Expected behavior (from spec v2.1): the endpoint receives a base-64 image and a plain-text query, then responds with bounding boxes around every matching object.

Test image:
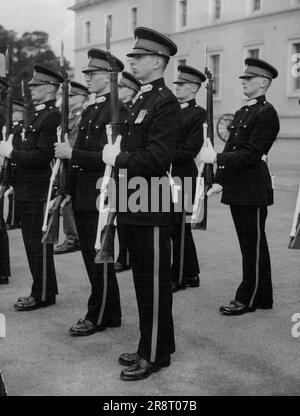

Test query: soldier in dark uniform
[103,27,181,380]
[171,65,207,292]
[200,58,280,315]
[54,81,89,254]
[0,78,10,285]
[118,71,141,110]
[114,71,141,273]
[5,100,24,230]
[55,49,126,335]
[0,65,63,310]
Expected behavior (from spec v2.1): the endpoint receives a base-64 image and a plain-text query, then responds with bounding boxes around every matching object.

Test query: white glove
[199,138,217,164]
[102,135,122,166]
[207,183,223,197]
[4,186,14,198]
[0,134,13,158]
[54,134,73,160]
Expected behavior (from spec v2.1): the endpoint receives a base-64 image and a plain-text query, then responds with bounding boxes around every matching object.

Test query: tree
[0,25,71,101]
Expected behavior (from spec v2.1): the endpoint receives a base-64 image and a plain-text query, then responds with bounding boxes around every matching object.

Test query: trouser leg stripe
[97,263,108,326]
[150,227,159,363]
[11,197,15,227]
[249,207,261,307]
[178,211,186,285]
[42,243,47,302]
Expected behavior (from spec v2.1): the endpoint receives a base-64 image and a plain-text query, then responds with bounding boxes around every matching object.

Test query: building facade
[69,0,300,138]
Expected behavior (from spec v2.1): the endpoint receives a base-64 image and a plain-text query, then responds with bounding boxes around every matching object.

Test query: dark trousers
[17,201,57,301]
[0,217,10,277]
[171,212,200,285]
[230,205,273,308]
[62,202,78,242]
[116,225,130,266]
[124,225,175,364]
[6,193,20,228]
[74,211,121,325]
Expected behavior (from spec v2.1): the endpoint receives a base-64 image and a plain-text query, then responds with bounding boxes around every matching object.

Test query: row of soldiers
[0,26,279,381]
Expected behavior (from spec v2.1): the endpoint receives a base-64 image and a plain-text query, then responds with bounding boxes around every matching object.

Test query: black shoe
[186,275,200,288]
[119,352,140,366]
[114,262,131,273]
[120,357,170,381]
[0,276,9,285]
[54,240,80,255]
[14,295,56,311]
[219,300,256,316]
[119,352,170,367]
[172,282,186,293]
[69,318,121,336]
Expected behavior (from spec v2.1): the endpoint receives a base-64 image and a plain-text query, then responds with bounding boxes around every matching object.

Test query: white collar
[35,103,46,111]
[180,102,189,109]
[247,99,258,107]
[140,84,153,93]
[95,96,107,103]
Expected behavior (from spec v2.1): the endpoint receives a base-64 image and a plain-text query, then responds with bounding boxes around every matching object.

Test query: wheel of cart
[216,113,234,143]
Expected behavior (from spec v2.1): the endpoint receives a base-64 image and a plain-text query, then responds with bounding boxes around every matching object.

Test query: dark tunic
[214,95,280,309]
[10,100,60,301]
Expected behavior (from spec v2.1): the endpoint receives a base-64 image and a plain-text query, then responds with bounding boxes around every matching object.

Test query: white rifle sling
[95,124,113,251]
[42,126,62,232]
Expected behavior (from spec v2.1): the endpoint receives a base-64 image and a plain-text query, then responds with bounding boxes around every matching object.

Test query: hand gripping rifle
[0,47,13,229]
[191,45,214,230]
[94,19,119,264]
[42,42,68,243]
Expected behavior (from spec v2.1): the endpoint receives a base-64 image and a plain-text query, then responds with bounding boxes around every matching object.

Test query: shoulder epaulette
[156,87,170,98]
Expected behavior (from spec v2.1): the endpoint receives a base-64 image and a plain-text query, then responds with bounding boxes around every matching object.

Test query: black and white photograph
[0,0,300,400]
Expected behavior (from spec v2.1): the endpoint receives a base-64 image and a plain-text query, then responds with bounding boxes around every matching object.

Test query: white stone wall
[70,0,300,137]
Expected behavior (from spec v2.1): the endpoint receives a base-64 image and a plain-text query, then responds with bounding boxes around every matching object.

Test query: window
[210,54,221,97]
[253,0,261,12]
[107,14,113,37]
[85,21,91,44]
[215,0,222,20]
[180,0,187,27]
[177,59,187,67]
[292,42,300,92]
[131,7,138,31]
[247,48,260,58]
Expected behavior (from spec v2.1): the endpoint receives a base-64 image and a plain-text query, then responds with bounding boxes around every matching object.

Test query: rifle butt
[191,194,207,230]
[41,199,62,244]
[289,221,300,249]
[94,213,116,264]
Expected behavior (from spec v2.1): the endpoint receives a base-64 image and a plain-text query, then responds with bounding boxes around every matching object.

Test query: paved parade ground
[0,138,300,396]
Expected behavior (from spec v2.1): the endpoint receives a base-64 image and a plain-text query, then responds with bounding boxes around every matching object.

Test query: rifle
[41,42,68,244]
[288,183,300,249]
[0,47,13,229]
[191,45,214,230]
[21,80,30,137]
[94,19,119,264]
[191,123,208,228]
